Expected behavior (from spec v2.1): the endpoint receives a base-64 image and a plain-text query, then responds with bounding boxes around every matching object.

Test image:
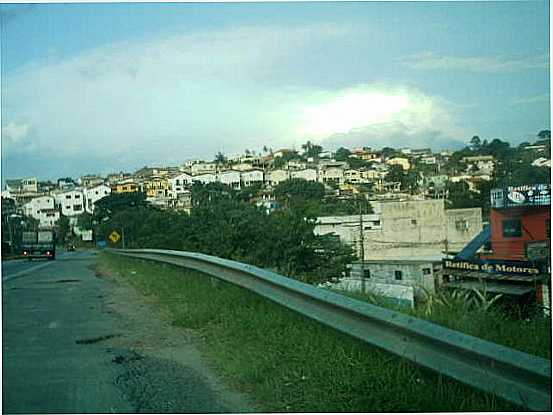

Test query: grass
[97,253,525,412]
[333,288,551,359]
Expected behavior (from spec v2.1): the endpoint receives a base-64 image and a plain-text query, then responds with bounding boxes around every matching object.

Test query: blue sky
[1,1,550,180]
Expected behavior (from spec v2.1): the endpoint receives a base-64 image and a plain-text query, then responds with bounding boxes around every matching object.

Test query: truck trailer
[21,230,56,260]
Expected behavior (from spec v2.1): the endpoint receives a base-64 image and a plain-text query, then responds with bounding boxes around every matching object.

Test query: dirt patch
[96,260,255,413]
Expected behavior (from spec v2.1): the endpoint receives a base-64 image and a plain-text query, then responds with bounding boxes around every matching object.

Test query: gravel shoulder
[92,261,256,413]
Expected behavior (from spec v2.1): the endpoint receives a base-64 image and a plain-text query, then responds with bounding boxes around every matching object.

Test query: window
[455,219,469,232]
[363,269,371,279]
[502,219,522,238]
[395,270,403,280]
[422,268,431,275]
[66,205,71,210]
[374,220,381,227]
[73,204,82,211]
[411,219,417,226]
[65,195,71,199]
[75,194,80,198]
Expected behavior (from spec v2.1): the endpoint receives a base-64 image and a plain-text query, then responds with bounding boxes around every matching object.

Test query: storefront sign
[491,184,550,208]
[443,259,542,276]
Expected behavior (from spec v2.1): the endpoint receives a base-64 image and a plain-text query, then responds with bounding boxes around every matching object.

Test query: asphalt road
[2,250,134,413]
[2,250,251,413]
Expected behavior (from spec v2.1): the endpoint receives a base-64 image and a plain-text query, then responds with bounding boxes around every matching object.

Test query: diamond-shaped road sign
[108,230,121,243]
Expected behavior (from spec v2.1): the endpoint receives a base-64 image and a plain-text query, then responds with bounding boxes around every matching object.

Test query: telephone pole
[359,199,365,294]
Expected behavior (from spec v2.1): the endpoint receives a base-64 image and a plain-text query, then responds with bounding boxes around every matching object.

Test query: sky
[1,1,550,181]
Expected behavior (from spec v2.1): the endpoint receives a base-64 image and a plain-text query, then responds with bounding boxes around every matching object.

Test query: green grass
[333,288,551,359]
[97,253,524,412]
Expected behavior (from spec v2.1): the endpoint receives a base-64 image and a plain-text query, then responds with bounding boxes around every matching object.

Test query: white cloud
[401,52,549,72]
[511,93,550,105]
[1,121,30,145]
[3,24,464,175]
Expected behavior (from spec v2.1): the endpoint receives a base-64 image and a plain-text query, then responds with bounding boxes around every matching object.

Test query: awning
[444,280,536,296]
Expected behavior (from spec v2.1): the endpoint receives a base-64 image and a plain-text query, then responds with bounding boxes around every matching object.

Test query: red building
[481,184,550,263]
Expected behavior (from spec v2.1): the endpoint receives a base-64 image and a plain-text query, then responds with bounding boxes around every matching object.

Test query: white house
[192,173,218,185]
[84,184,111,214]
[266,169,290,186]
[320,167,344,184]
[291,168,318,182]
[23,196,59,228]
[219,170,241,189]
[53,189,86,217]
[241,169,264,187]
[343,169,364,184]
[170,172,194,193]
[191,162,218,175]
[386,157,411,171]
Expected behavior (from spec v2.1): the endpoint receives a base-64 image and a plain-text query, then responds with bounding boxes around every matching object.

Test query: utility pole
[359,199,365,294]
[121,226,125,249]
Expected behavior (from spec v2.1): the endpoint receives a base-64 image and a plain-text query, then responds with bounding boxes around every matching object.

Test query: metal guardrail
[108,248,551,411]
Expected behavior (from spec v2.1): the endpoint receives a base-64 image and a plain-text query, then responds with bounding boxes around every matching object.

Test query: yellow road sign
[109,230,121,243]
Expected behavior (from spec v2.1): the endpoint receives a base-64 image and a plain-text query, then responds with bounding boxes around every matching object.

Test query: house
[219,170,241,189]
[192,172,218,185]
[272,149,295,158]
[23,196,59,228]
[343,169,364,184]
[191,162,218,175]
[79,175,104,188]
[290,168,318,182]
[5,177,38,193]
[420,156,437,165]
[266,169,290,187]
[333,259,443,306]
[287,160,307,170]
[315,199,483,261]
[169,172,194,194]
[386,157,411,171]
[240,169,264,187]
[112,179,140,194]
[53,189,85,217]
[461,155,494,175]
[84,184,111,214]
[320,167,344,185]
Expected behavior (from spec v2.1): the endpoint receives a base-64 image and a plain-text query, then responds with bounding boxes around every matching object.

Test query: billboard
[491,184,550,209]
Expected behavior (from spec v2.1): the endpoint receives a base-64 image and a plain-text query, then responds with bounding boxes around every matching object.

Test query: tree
[77,212,94,230]
[57,215,71,243]
[385,165,404,184]
[537,130,551,139]
[274,179,325,204]
[301,141,323,159]
[470,135,481,151]
[214,151,227,166]
[335,147,351,161]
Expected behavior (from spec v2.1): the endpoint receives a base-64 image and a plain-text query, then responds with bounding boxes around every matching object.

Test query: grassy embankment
[97,253,534,412]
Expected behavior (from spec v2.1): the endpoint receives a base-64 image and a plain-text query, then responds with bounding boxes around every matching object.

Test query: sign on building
[491,184,550,209]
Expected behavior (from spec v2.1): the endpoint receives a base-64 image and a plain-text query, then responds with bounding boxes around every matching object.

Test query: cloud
[1,121,30,146]
[511,93,550,105]
[297,84,467,150]
[401,51,549,72]
[2,24,463,178]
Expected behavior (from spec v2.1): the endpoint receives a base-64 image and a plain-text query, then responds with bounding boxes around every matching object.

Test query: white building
[532,157,551,168]
[386,157,411,171]
[219,170,241,189]
[462,155,494,175]
[170,172,194,193]
[266,169,290,187]
[291,168,318,182]
[240,169,264,187]
[344,169,364,184]
[23,196,59,228]
[191,162,218,175]
[84,184,111,214]
[192,173,218,185]
[320,167,344,185]
[54,189,86,217]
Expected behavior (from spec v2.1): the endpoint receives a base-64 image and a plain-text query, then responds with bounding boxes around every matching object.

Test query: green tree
[77,212,94,230]
[385,165,404,183]
[57,215,71,243]
[470,135,481,151]
[537,130,551,139]
[335,147,351,161]
[301,141,323,159]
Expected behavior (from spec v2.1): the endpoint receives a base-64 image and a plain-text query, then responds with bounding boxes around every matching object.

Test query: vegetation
[97,253,521,412]
[95,184,356,284]
[335,287,551,359]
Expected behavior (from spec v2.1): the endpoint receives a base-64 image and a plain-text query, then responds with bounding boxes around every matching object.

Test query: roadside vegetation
[97,253,522,412]
[94,181,358,285]
[332,288,551,359]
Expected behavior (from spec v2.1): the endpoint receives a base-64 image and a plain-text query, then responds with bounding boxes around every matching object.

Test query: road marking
[2,261,55,282]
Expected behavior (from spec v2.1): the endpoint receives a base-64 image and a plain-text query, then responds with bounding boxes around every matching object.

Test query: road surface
[2,250,252,413]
